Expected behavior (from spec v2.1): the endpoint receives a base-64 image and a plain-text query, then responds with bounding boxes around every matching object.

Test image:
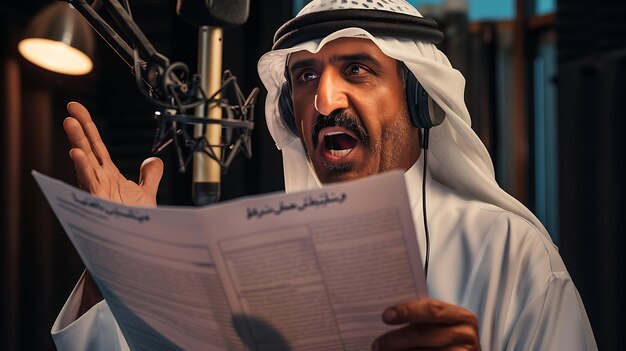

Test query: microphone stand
[66,0,258,205]
[193,26,222,205]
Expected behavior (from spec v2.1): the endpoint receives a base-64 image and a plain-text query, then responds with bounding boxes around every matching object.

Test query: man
[52,0,597,350]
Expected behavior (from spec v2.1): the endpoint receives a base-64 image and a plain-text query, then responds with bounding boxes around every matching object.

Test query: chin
[315,162,376,184]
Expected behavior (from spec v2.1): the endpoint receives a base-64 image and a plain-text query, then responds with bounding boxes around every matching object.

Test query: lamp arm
[67,0,137,69]
[99,0,169,68]
[66,0,186,104]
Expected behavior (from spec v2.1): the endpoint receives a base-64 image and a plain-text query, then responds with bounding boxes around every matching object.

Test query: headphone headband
[272,9,444,50]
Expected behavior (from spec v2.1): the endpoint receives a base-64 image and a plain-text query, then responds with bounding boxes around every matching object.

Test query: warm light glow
[18,38,93,75]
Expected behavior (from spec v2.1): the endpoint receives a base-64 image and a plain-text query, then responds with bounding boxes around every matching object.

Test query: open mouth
[311,111,368,163]
[324,131,358,157]
[316,127,359,159]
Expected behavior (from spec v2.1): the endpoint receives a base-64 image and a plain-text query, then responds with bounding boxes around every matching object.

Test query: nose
[314,69,349,116]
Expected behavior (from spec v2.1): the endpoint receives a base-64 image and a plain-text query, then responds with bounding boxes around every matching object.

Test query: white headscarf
[257,0,550,238]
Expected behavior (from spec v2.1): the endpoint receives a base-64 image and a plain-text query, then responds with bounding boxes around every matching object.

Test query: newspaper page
[33,170,427,351]
[33,171,246,350]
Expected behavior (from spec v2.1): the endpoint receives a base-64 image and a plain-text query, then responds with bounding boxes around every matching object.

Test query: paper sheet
[34,170,427,350]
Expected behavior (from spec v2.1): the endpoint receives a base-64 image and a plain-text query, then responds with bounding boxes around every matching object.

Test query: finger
[383,299,478,328]
[67,102,112,165]
[64,117,102,169]
[139,157,164,195]
[69,148,99,193]
[373,323,480,350]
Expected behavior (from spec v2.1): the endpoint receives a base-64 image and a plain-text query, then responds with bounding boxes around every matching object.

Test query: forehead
[287,37,393,67]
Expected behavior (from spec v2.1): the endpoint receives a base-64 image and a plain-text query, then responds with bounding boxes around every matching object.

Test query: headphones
[278,70,446,136]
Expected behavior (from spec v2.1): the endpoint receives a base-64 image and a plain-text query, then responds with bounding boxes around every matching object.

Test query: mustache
[311,110,369,149]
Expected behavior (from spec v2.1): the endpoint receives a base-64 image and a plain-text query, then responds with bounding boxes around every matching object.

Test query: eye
[345,64,369,76]
[297,71,318,83]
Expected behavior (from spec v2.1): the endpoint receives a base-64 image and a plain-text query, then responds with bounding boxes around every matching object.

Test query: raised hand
[63,102,163,207]
[373,299,481,350]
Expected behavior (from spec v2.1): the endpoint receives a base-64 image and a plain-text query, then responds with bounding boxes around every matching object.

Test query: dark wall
[557,0,626,348]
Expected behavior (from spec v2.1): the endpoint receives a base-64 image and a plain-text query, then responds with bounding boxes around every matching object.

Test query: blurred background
[0,0,624,349]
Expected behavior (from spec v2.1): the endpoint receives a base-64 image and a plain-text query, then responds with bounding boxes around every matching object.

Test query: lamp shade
[18,2,95,75]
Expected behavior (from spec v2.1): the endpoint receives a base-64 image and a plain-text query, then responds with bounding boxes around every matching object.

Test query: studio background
[1,0,623,349]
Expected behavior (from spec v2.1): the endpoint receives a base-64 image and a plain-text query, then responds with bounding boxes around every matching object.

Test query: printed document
[33,170,427,351]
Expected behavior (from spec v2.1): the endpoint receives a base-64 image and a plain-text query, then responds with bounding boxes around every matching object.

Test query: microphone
[177,0,250,206]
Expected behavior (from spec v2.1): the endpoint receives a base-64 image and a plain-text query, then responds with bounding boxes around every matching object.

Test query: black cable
[422,128,431,280]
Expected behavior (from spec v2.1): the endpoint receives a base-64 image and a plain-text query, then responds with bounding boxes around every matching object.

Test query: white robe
[51,160,597,350]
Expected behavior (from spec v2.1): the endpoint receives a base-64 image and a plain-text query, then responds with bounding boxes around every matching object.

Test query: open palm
[63,102,163,207]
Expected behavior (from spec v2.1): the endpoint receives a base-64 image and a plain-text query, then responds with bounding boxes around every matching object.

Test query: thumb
[139,157,164,194]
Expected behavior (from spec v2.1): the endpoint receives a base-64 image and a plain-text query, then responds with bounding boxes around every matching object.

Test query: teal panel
[533,42,559,241]
[535,0,556,15]
[293,0,308,15]
[468,0,515,21]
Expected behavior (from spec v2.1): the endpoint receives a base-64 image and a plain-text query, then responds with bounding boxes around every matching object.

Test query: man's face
[288,38,421,184]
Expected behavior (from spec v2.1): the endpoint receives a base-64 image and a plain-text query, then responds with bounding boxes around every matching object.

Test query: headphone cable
[422,128,431,280]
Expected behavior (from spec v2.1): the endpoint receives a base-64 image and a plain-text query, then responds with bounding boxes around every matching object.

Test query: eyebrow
[288,52,381,74]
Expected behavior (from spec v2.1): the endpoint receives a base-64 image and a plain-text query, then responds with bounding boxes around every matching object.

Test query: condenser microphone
[177,0,250,205]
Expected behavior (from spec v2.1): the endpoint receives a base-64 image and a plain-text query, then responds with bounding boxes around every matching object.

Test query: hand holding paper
[373,299,480,350]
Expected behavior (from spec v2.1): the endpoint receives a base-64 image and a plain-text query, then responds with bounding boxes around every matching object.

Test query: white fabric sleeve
[506,271,597,351]
[462,211,597,350]
[51,272,129,351]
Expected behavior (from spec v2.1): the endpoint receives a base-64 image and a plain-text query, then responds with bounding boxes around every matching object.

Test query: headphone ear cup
[279,82,298,136]
[405,71,446,129]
